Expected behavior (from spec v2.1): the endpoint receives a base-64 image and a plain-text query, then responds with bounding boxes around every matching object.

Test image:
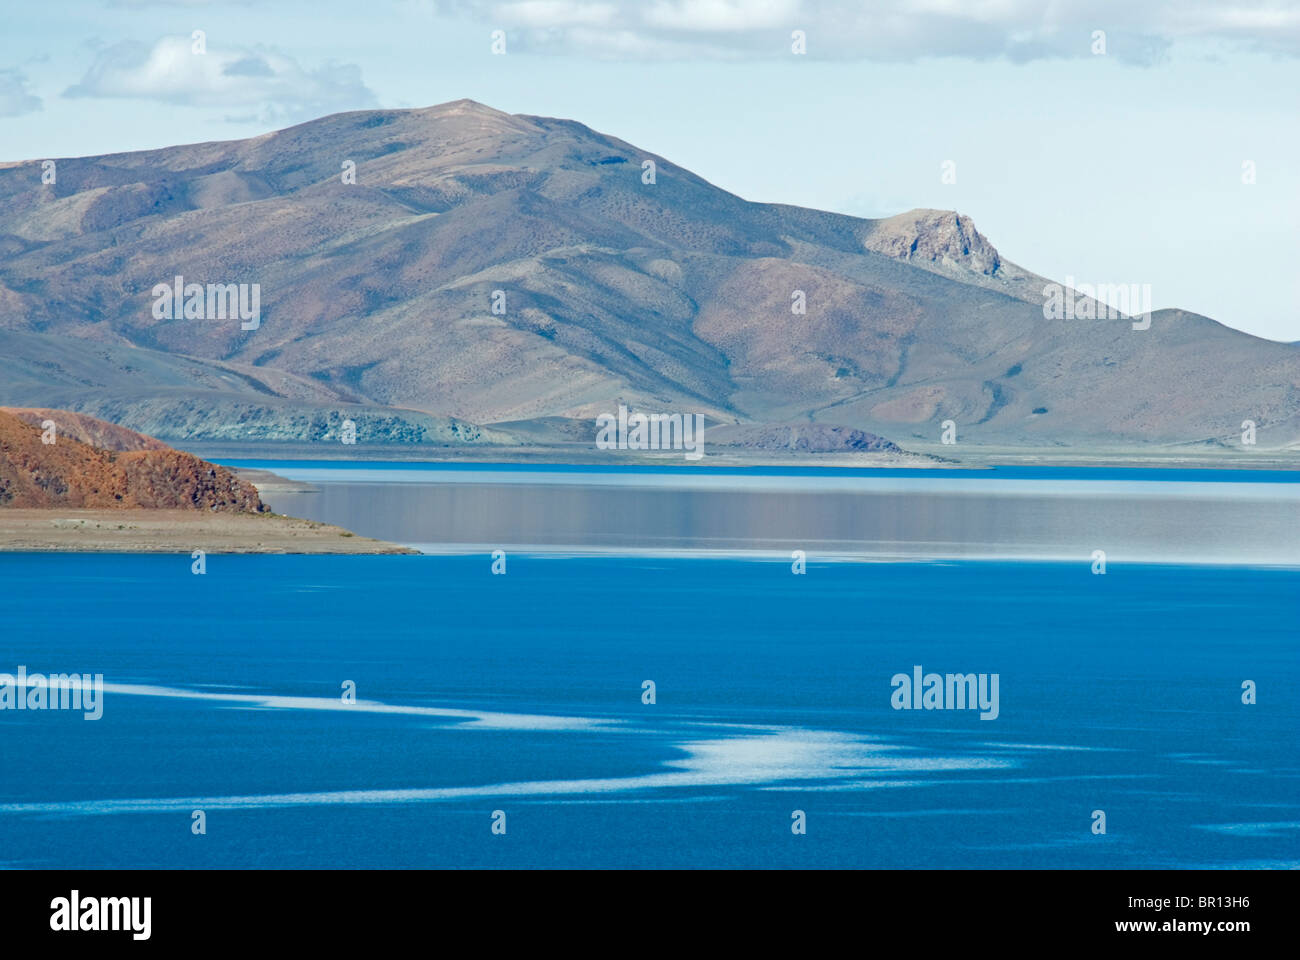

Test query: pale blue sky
[2,1,1297,340]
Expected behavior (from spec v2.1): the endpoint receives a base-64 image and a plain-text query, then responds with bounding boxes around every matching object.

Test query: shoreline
[0,509,417,554]
[391,542,1300,568]
[185,442,1299,471]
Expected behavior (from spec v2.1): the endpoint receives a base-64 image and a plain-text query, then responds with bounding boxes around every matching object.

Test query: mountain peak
[418,98,512,118]
[862,208,1002,277]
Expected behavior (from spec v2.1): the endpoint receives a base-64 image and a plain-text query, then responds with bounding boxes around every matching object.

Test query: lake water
[242,460,1300,565]
[1,464,1296,868]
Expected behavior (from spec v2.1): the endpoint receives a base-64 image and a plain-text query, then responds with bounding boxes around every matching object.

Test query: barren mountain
[1,99,1296,452]
[0,409,263,510]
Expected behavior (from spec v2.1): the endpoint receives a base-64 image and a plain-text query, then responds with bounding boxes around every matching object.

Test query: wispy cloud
[0,68,42,117]
[63,35,377,123]
[435,0,1300,63]
[107,0,258,6]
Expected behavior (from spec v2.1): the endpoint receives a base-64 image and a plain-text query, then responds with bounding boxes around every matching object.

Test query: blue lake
[1,552,1296,868]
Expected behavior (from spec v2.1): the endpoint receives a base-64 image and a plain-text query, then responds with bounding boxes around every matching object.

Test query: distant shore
[0,509,416,554]
[186,441,1299,472]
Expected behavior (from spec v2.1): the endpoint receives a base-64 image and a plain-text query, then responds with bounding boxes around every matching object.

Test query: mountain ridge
[1,99,1296,453]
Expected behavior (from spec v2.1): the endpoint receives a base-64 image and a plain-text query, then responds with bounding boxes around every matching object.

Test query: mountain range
[1,99,1296,455]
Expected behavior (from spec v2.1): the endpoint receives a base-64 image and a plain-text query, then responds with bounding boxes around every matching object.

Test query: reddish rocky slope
[0,409,263,511]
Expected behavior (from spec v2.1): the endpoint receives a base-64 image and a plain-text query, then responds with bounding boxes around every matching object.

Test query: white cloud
[107,1,258,6]
[639,0,802,32]
[64,36,377,123]
[0,69,42,117]
[498,1,620,27]
[435,0,1300,62]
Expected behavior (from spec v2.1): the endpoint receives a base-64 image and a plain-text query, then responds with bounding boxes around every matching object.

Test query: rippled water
[1,552,1295,868]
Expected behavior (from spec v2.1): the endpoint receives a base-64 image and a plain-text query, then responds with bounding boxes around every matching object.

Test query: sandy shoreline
[0,509,416,554]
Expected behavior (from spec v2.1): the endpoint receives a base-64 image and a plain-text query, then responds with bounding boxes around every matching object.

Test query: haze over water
[246,461,1300,565]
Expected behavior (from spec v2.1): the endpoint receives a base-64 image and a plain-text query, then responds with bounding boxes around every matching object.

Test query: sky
[2,0,1298,341]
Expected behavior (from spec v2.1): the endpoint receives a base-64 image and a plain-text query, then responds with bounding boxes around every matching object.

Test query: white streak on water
[0,687,1014,817]
[94,682,618,731]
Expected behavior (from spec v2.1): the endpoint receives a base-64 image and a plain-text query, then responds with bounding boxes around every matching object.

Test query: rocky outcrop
[713,423,902,454]
[860,208,1003,277]
[0,409,264,511]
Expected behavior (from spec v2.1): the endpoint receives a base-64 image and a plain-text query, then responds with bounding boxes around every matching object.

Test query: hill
[0,408,263,510]
[1,99,1296,453]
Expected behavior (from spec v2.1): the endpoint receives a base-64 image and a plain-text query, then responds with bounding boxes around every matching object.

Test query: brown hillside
[0,409,264,511]
[0,407,171,451]
[1,99,1296,451]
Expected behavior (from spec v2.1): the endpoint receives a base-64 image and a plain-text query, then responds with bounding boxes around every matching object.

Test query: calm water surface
[237,461,1300,564]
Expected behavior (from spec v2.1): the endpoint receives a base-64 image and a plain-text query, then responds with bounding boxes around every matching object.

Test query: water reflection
[257,466,1300,564]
